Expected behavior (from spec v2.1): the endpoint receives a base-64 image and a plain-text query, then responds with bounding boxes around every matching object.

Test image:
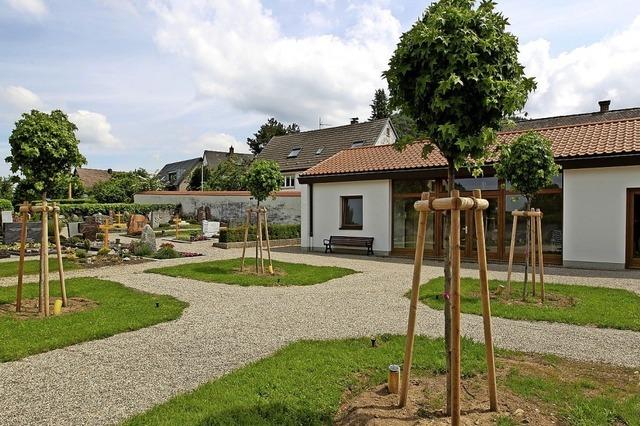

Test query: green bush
[130,241,153,257]
[0,199,12,211]
[58,203,176,217]
[97,247,110,256]
[153,243,181,259]
[76,249,87,258]
[219,224,300,243]
[51,198,97,205]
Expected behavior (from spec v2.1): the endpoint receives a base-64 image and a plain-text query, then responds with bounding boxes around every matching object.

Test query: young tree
[384,0,535,412]
[247,118,300,155]
[245,159,282,204]
[369,89,391,120]
[7,110,86,201]
[495,132,559,299]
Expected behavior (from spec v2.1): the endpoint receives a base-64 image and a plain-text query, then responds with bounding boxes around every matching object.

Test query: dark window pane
[454,177,499,191]
[392,180,436,194]
[532,193,562,255]
[472,197,499,254]
[342,196,363,227]
[392,198,434,251]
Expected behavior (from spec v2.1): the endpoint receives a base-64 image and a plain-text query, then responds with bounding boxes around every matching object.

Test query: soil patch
[232,266,287,277]
[485,289,576,308]
[76,255,149,269]
[0,297,98,319]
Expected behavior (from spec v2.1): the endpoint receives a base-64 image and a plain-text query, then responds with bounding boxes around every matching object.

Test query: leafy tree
[6,110,86,202]
[384,0,535,411]
[245,160,282,204]
[495,131,559,299]
[247,118,300,155]
[0,177,15,201]
[369,89,391,120]
[90,169,162,203]
[206,156,251,191]
[390,112,417,141]
[188,165,211,191]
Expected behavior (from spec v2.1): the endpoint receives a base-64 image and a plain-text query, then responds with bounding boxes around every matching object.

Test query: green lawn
[125,336,640,425]
[0,257,80,277]
[146,258,357,286]
[0,278,187,361]
[415,277,640,331]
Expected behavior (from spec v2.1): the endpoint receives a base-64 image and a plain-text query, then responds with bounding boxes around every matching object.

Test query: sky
[1,0,640,175]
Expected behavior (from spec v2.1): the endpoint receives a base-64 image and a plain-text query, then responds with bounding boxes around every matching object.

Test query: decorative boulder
[140,224,157,252]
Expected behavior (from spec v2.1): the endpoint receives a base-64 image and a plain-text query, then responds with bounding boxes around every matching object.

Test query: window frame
[340,195,363,230]
[287,147,301,158]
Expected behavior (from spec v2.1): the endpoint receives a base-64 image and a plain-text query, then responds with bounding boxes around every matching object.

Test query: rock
[514,408,525,417]
[123,257,130,261]
[140,225,157,252]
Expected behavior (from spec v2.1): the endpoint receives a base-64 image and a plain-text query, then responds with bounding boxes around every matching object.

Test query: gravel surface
[1,239,640,425]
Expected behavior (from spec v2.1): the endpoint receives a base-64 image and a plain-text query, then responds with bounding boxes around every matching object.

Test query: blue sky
[2,0,640,175]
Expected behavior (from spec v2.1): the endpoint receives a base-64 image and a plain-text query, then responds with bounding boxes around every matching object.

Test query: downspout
[309,183,314,251]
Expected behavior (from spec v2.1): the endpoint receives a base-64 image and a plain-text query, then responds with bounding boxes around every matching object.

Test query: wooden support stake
[52,205,67,307]
[450,189,461,426]
[530,210,536,297]
[536,210,545,302]
[41,197,50,316]
[257,208,264,274]
[16,202,29,312]
[262,209,274,274]
[399,192,430,408]
[506,214,518,294]
[240,210,250,272]
[473,190,498,411]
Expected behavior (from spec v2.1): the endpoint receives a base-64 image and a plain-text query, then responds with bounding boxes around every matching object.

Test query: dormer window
[315,147,324,155]
[288,148,301,158]
[351,141,364,148]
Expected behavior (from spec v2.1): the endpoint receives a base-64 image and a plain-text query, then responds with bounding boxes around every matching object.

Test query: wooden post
[450,189,461,426]
[16,202,29,312]
[262,208,274,274]
[68,181,72,200]
[536,210,545,302]
[530,210,536,297]
[399,192,430,407]
[52,205,67,307]
[41,197,50,316]
[174,216,180,239]
[506,213,518,294]
[240,209,250,272]
[257,207,264,274]
[473,190,498,411]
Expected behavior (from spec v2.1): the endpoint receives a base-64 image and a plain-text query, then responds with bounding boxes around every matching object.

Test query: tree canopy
[369,89,391,120]
[247,118,300,155]
[495,132,559,200]
[245,160,282,203]
[384,0,536,169]
[206,156,251,191]
[90,169,162,203]
[6,109,86,198]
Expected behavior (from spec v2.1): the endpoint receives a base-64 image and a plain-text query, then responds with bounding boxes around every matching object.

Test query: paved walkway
[1,241,640,425]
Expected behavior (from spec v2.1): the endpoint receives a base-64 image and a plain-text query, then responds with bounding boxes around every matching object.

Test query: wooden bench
[323,236,374,256]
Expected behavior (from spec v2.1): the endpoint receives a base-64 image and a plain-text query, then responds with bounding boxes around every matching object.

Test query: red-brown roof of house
[75,168,114,189]
[301,117,640,177]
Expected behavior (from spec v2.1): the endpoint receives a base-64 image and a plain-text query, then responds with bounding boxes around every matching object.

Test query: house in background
[257,117,397,190]
[157,157,202,191]
[298,101,640,270]
[203,146,253,170]
[73,167,115,197]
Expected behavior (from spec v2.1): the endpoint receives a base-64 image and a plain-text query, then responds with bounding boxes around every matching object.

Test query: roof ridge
[521,106,640,123]
[503,115,640,135]
[270,118,388,140]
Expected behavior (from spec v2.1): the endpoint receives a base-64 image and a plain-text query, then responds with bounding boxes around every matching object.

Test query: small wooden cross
[114,212,123,224]
[173,216,181,239]
[98,220,114,249]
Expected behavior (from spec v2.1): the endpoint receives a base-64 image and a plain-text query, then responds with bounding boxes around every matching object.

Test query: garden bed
[212,238,300,249]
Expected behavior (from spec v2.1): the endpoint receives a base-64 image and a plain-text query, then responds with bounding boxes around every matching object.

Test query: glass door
[626,189,640,268]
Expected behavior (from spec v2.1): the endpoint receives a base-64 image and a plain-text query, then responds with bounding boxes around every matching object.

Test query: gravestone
[1,210,13,224]
[205,206,213,221]
[67,222,82,237]
[202,220,220,238]
[140,224,157,252]
[149,211,160,229]
[196,207,205,223]
[79,222,98,241]
[128,214,147,235]
[3,222,42,244]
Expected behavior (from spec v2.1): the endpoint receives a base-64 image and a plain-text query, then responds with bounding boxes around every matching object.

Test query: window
[168,172,177,184]
[341,196,363,229]
[351,141,364,148]
[282,175,295,188]
[386,127,391,137]
[315,147,324,155]
[287,148,301,158]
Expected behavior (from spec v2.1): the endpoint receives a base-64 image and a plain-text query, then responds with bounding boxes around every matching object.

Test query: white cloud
[69,110,123,150]
[5,0,47,18]
[150,0,401,128]
[0,85,44,112]
[521,15,640,116]
[183,132,249,156]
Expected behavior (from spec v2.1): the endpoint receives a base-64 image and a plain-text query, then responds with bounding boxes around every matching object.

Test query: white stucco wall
[375,121,397,146]
[563,165,640,268]
[302,180,392,254]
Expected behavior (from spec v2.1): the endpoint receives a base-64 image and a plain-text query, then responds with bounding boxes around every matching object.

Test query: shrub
[129,241,153,257]
[153,243,181,259]
[76,249,87,258]
[97,247,110,256]
[219,224,300,243]
[51,198,97,205]
[0,199,12,211]
[58,203,177,217]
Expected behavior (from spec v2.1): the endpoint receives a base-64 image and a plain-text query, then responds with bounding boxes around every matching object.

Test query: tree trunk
[444,162,455,415]
[522,197,531,301]
[255,200,260,272]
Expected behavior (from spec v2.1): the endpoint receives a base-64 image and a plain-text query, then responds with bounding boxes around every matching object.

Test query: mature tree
[384,0,535,412]
[188,165,211,191]
[369,89,391,120]
[245,159,282,204]
[0,177,15,201]
[90,169,162,203]
[247,118,300,154]
[495,132,559,299]
[206,156,251,191]
[7,110,86,202]
[390,112,418,140]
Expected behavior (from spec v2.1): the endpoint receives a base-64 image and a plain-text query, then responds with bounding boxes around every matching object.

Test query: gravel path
[1,241,640,425]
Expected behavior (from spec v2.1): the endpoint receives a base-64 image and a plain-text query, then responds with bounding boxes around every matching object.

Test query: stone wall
[134,191,301,226]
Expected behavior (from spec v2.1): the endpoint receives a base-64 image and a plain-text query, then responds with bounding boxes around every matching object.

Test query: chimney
[229,145,235,154]
[598,100,611,113]
[107,168,113,174]
[350,117,359,124]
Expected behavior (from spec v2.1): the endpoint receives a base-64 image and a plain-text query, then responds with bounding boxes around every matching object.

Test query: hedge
[0,199,12,211]
[51,198,97,205]
[58,203,177,217]
[219,224,300,243]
